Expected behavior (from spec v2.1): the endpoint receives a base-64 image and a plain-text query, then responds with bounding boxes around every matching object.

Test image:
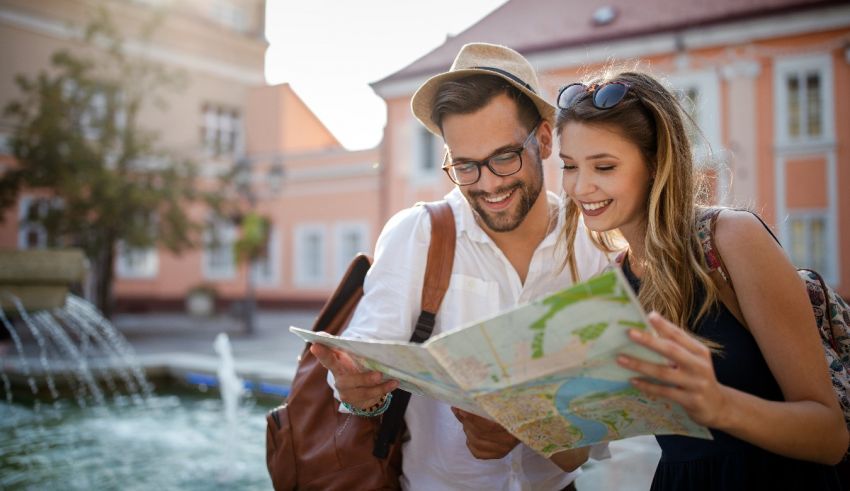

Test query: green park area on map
[290,269,712,456]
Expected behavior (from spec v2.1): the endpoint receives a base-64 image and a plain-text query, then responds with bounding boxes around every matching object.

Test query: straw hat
[410,42,555,136]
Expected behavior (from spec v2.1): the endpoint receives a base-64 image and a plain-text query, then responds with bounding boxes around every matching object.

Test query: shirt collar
[443,187,565,248]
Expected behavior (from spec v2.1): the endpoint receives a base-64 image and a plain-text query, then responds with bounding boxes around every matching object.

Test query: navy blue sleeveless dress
[622,259,842,491]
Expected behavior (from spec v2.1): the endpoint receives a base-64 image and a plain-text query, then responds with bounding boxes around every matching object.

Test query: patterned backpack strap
[697,208,750,328]
[697,208,732,286]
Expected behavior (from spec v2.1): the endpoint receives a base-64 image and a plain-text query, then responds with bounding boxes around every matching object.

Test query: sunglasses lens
[594,83,629,109]
[557,84,586,109]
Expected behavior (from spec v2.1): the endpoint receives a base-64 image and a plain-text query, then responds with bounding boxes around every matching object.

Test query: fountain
[213,332,244,423]
[0,249,273,489]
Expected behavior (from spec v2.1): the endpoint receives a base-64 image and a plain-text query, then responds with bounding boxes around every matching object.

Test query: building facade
[0,0,382,310]
[2,0,848,309]
[372,0,850,298]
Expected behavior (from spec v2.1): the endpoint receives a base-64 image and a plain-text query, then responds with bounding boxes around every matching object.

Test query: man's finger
[454,408,502,430]
[310,343,358,375]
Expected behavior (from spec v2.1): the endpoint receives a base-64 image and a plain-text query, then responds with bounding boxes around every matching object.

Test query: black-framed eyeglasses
[557,81,631,110]
[442,121,541,186]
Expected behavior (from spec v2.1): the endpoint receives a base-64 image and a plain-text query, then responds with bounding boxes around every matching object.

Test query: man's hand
[549,447,590,472]
[310,344,397,410]
[451,407,519,459]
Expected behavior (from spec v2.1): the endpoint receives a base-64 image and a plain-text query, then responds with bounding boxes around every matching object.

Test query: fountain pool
[0,289,281,490]
[1,381,276,490]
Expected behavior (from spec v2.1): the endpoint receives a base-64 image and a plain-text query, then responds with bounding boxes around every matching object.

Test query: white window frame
[294,224,327,288]
[211,0,247,32]
[333,221,370,281]
[773,54,839,287]
[666,70,723,167]
[116,241,159,279]
[774,54,835,147]
[17,195,48,250]
[251,228,281,288]
[784,210,832,281]
[410,119,440,185]
[202,217,237,280]
[201,103,242,157]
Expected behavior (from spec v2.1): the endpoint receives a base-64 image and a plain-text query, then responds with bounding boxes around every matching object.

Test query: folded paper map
[289,268,712,456]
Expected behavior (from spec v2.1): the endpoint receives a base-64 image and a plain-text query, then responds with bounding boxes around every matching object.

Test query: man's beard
[466,161,543,233]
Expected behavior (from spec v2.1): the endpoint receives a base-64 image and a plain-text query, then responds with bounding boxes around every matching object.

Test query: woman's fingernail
[629,329,642,340]
[617,355,630,366]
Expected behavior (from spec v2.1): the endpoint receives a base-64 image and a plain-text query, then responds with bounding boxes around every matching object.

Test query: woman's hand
[617,311,730,428]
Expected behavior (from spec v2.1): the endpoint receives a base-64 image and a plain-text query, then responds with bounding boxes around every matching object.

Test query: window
[251,228,280,287]
[18,196,61,250]
[116,242,158,278]
[18,196,48,249]
[667,71,722,166]
[201,104,241,157]
[787,213,828,275]
[63,81,125,141]
[116,212,159,278]
[334,222,369,281]
[774,55,834,145]
[411,123,439,182]
[294,224,326,287]
[211,0,248,32]
[203,217,237,279]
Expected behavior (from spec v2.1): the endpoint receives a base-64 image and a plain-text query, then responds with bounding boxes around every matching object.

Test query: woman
[554,71,847,489]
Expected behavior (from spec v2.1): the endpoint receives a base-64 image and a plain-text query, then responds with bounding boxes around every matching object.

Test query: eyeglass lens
[557,82,629,110]
[557,83,585,109]
[594,83,629,109]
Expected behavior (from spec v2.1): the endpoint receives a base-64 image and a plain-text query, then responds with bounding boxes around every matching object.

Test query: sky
[264,1,510,150]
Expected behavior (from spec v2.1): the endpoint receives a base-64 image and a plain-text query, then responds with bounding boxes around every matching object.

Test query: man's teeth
[484,190,512,203]
[582,200,611,211]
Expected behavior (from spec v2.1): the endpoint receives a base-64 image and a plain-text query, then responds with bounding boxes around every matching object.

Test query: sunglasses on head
[556,81,631,110]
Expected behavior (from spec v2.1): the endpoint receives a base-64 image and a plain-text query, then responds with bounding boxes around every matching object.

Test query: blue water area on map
[554,377,632,446]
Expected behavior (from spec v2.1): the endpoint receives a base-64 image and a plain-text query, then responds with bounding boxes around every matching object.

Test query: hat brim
[411,68,555,137]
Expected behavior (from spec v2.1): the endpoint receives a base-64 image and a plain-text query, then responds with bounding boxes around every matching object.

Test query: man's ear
[536,120,554,160]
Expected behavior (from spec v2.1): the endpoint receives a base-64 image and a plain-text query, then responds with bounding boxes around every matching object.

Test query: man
[313,43,610,490]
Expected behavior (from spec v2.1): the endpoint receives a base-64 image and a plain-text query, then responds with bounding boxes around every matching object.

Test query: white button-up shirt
[335,188,611,490]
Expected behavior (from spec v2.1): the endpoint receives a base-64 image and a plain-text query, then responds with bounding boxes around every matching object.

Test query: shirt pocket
[438,274,500,334]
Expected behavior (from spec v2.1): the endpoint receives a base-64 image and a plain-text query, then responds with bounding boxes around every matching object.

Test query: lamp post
[234,156,258,336]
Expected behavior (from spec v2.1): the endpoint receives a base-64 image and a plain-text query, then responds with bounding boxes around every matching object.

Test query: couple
[313,43,846,490]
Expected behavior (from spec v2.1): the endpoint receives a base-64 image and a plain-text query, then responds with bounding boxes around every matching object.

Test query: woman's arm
[618,210,847,464]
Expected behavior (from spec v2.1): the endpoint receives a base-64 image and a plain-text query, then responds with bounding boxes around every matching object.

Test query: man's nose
[475,162,507,189]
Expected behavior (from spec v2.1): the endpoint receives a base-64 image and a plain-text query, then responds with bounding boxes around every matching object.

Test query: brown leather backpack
[265,201,456,490]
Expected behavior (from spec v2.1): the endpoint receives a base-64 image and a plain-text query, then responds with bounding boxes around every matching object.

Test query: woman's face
[558,122,652,238]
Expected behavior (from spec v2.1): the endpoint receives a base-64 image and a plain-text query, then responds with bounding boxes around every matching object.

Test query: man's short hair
[430,74,540,135]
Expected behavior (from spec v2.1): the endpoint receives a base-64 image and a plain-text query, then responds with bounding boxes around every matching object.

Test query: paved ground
[111,309,320,396]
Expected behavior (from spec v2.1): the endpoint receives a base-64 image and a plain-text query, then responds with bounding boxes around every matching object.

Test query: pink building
[373,0,850,298]
[0,0,381,311]
[2,0,848,309]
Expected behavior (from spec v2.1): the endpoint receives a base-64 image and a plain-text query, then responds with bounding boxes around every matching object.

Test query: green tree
[0,9,222,317]
[233,210,270,335]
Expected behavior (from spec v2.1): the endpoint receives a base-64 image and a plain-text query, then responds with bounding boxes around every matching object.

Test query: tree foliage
[0,8,222,317]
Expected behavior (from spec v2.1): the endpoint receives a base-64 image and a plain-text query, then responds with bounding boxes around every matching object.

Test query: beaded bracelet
[341,393,393,417]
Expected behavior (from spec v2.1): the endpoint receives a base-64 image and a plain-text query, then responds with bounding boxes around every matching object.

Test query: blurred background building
[1,0,848,312]
[374,0,850,298]
[0,0,381,312]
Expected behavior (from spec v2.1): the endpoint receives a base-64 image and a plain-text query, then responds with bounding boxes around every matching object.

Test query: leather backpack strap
[373,200,456,458]
[411,201,456,342]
